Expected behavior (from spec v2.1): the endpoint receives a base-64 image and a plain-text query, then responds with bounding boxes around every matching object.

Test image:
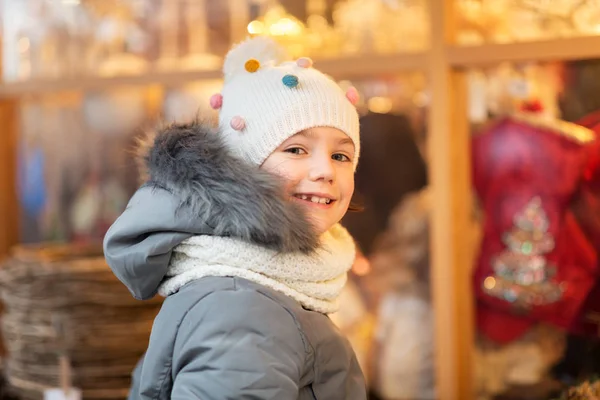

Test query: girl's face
[261,127,356,235]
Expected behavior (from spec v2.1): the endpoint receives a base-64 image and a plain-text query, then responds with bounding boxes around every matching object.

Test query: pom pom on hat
[296,57,313,68]
[209,93,223,110]
[245,59,260,72]
[223,36,287,81]
[282,74,299,88]
[346,87,359,105]
[230,116,246,131]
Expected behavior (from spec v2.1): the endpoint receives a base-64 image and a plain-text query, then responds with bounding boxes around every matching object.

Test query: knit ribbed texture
[158,224,356,314]
[218,38,360,168]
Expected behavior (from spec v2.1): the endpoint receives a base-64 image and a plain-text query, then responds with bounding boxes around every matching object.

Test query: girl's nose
[308,154,335,184]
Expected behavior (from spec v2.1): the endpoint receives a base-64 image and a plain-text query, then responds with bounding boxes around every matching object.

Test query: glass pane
[336,73,432,399]
[17,89,152,243]
[467,59,600,399]
[1,0,430,83]
[456,0,600,45]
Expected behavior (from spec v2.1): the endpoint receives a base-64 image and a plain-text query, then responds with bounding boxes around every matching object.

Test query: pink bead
[296,57,313,68]
[230,116,246,131]
[346,87,359,105]
[209,93,223,110]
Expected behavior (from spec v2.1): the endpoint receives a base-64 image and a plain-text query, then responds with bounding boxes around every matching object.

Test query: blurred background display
[1,1,600,400]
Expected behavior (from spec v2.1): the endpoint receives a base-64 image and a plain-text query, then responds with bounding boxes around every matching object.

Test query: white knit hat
[209,37,361,168]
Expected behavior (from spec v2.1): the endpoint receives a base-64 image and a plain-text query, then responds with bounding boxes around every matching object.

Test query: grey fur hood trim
[136,120,318,253]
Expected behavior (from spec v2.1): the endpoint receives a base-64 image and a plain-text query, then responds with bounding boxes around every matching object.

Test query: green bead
[521,241,533,254]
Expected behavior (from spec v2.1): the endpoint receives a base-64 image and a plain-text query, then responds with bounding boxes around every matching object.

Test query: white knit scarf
[158,224,356,314]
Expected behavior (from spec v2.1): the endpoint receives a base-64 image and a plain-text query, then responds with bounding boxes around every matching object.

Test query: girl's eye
[332,153,351,162]
[285,147,307,155]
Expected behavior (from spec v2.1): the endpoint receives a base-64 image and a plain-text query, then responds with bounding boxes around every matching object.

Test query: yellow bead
[245,59,260,73]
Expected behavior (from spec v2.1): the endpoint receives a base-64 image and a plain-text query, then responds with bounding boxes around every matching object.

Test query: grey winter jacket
[103,121,367,400]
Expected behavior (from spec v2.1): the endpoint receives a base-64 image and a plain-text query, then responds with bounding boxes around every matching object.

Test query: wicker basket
[0,243,162,400]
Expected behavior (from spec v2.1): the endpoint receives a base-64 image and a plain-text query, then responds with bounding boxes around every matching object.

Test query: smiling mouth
[293,194,335,205]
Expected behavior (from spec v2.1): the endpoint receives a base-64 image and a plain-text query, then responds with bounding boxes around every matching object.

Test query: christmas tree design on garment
[482,197,564,309]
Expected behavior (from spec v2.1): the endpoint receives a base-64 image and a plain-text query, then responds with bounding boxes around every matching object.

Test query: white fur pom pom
[223,36,287,81]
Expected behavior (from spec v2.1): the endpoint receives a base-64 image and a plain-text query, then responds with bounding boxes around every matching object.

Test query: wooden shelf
[0,69,223,98]
[7,34,600,96]
[0,52,428,97]
[315,51,428,77]
[448,35,600,68]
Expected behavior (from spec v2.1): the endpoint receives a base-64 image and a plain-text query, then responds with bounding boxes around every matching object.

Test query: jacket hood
[104,121,319,300]
[136,120,318,253]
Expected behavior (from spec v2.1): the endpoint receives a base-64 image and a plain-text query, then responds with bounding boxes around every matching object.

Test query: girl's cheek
[273,165,296,185]
[284,177,303,195]
[341,171,355,191]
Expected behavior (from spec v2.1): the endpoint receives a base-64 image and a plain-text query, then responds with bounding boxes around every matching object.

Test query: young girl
[103,36,366,399]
